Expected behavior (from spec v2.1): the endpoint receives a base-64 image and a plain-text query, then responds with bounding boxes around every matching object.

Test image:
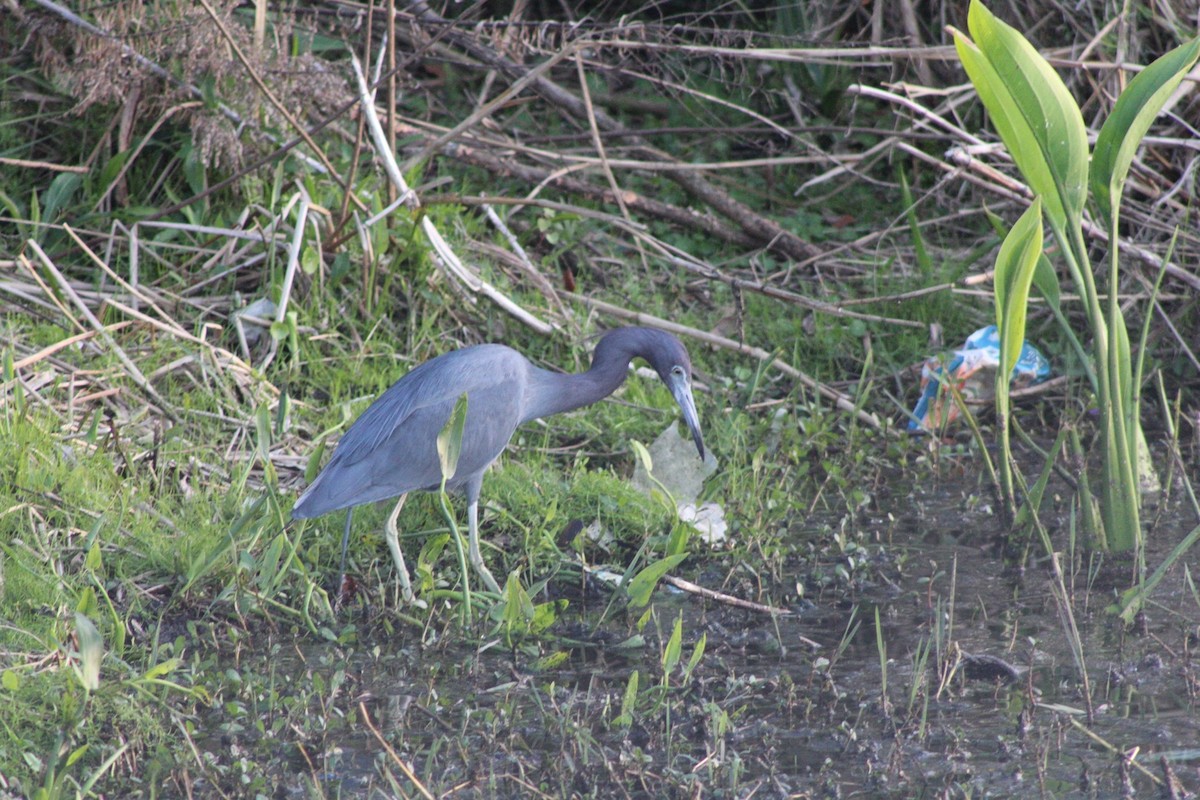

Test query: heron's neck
[523,363,629,421]
[522,329,666,422]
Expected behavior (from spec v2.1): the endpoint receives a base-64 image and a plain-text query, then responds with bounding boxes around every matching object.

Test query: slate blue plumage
[293,327,704,599]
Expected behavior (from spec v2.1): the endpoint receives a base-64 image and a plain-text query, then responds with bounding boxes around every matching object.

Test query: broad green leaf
[529,600,560,634]
[301,247,321,275]
[304,438,327,483]
[274,392,291,438]
[74,612,103,692]
[626,553,687,608]
[142,658,182,681]
[614,634,647,650]
[255,402,272,459]
[98,150,131,190]
[42,172,83,225]
[985,206,1062,312]
[535,650,570,670]
[502,572,535,629]
[76,586,98,616]
[954,0,1088,230]
[994,197,1045,377]
[1092,37,1200,228]
[636,606,653,632]
[257,533,285,591]
[1031,252,1061,313]
[613,669,639,728]
[437,393,469,484]
[65,744,90,768]
[85,540,103,572]
[662,615,684,674]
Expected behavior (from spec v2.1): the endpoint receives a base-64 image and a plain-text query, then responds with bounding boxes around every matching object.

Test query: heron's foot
[384,500,427,607]
[472,557,503,596]
[386,549,429,607]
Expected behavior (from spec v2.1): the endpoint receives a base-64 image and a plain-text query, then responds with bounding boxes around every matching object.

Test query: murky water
[196,470,1200,798]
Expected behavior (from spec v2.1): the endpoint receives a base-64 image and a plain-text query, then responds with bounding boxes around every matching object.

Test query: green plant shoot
[953,0,1199,554]
[993,197,1044,515]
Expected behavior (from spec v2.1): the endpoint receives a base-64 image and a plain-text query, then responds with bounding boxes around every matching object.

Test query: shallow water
[196,468,1200,798]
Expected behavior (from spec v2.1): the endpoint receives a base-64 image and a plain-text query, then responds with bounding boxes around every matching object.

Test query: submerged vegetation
[2,0,1199,796]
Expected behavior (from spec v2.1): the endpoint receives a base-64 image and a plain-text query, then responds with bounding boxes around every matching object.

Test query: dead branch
[399,0,824,264]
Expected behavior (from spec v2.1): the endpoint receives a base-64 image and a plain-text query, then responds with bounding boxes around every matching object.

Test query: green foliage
[954,0,1200,557]
[1091,37,1200,229]
[497,572,563,645]
[992,198,1044,514]
[955,2,1087,234]
[626,554,688,608]
[437,393,470,486]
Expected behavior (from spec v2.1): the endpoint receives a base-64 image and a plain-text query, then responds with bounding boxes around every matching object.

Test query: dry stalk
[349,52,555,335]
[398,0,822,263]
[20,240,179,423]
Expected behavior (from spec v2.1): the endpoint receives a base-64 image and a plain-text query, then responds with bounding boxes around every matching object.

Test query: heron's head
[641,330,705,461]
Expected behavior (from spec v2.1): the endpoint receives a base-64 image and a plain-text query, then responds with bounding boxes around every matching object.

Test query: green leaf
[437,393,469,484]
[65,744,89,768]
[254,402,272,460]
[994,196,1045,375]
[613,669,639,729]
[304,438,327,483]
[1091,37,1200,228]
[274,392,292,439]
[301,247,321,276]
[98,150,131,190]
[626,553,687,608]
[1030,252,1061,313]
[614,634,647,650]
[990,205,1061,312]
[1112,317,1133,414]
[502,572,535,629]
[41,172,83,225]
[535,651,570,670]
[142,658,181,681]
[529,600,560,635]
[662,615,684,674]
[84,540,103,572]
[76,586,98,616]
[630,440,653,473]
[257,533,286,591]
[954,0,1087,230]
[74,612,103,692]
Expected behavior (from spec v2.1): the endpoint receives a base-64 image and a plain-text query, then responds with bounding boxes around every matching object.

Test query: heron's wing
[294,345,528,515]
[332,345,523,466]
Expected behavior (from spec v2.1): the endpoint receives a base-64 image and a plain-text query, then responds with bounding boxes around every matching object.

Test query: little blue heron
[291,327,705,600]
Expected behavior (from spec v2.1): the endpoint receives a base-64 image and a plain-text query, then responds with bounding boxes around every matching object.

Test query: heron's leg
[338,508,354,579]
[384,494,415,602]
[466,498,502,595]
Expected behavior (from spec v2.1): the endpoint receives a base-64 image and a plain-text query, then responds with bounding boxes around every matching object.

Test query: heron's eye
[671,365,685,377]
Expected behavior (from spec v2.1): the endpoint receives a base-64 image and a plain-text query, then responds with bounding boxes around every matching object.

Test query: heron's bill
[670,376,705,460]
